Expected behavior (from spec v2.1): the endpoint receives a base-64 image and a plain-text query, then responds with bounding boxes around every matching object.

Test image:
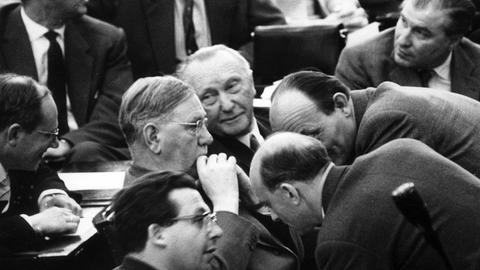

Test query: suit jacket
[208,116,271,173]
[87,0,286,78]
[0,165,68,255]
[335,28,480,100]
[350,81,480,178]
[316,139,480,270]
[122,165,300,270]
[0,2,133,147]
[114,255,158,270]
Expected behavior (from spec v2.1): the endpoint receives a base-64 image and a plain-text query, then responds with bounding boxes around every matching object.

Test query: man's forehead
[169,188,208,215]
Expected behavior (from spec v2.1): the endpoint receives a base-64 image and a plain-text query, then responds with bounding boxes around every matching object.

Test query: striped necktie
[0,175,10,213]
[183,0,198,55]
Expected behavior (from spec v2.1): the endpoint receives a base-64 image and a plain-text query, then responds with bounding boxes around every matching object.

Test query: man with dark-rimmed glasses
[111,171,223,270]
[0,73,81,254]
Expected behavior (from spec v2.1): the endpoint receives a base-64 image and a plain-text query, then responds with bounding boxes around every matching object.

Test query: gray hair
[119,76,195,145]
[176,45,250,79]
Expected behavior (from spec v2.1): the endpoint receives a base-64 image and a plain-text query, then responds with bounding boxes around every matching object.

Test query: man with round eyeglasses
[0,73,81,254]
[117,75,261,270]
[111,171,223,270]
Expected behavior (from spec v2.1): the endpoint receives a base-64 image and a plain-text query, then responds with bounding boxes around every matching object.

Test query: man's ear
[6,123,24,147]
[332,92,352,116]
[278,183,301,205]
[147,223,168,248]
[143,123,162,154]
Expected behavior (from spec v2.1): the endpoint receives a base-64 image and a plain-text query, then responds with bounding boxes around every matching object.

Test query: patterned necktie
[45,30,69,135]
[183,0,198,55]
[250,134,260,153]
[0,175,10,213]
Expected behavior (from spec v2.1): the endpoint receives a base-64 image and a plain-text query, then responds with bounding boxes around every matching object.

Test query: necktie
[183,0,198,55]
[45,30,69,135]
[0,176,10,213]
[418,69,434,88]
[250,134,260,152]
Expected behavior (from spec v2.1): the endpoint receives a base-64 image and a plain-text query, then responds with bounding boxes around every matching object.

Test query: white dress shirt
[20,8,78,130]
[174,0,212,61]
[236,118,265,149]
[428,52,452,92]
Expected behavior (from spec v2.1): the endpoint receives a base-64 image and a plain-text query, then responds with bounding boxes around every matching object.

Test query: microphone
[392,182,454,270]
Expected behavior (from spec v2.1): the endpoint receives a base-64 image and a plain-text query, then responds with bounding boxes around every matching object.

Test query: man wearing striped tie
[0,73,81,254]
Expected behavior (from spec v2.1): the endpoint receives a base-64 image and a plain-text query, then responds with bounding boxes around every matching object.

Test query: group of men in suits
[250,133,480,269]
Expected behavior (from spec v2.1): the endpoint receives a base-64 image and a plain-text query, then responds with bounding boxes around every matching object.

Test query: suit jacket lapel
[388,63,422,87]
[0,6,37,79]
[451,42,480,100]
[143,0,176,74]
[65,21,93,125]
[204,0,237,44]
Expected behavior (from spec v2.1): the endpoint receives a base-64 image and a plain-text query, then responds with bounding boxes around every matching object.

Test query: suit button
[28,196,33,200]
[30,185,34,189]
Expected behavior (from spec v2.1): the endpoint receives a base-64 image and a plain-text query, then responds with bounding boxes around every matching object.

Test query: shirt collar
[21,7,65,42]
[0,162,6,182]
[432,51,452,81]
[236,118,264,147]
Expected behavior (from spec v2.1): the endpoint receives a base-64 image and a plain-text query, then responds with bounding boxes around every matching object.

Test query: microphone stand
[391,182,454,270]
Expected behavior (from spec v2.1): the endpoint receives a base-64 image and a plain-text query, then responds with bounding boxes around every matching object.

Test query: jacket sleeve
[210,211,259,270]
[0,215,41,255]
[63,25,133,147]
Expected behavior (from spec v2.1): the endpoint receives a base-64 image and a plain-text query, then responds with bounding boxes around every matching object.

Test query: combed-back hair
[405,0,475,37]
[259,133,331,191]
[119,76,195,145]
[0,73,50,132]
[175,44,251,79]
[111,171,198,255]
[273,70,350,115]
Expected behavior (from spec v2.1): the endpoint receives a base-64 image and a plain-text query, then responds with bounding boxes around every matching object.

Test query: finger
[197,155,208,170]
[227,155,237,166]
[217,153,227,162]
[207,154,218,165]
[64,222,79,234]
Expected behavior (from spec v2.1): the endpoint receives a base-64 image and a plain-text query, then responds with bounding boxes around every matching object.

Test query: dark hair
[273,71,350,115]
[119,76,195,145]
[0,73,50,132]
[111,171,198,254]
[406,0,475,37]
[259,134,331,191]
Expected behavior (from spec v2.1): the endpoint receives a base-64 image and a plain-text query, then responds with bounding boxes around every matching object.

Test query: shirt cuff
[38,189,68,205]
[20,214,42,235]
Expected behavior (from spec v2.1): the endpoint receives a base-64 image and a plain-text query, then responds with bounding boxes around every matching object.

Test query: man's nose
[50,136,59,148]
[219,93,235,112]
[198,124,213,145]
[209,222,223,240]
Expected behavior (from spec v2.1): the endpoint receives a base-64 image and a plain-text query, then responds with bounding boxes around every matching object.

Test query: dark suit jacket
[122,164,300,270]
[0,165,68,255]
[87,0,286,78]
[208,116,271,173]
[349,82,480,178]
[0,2,133,148]
[335,28,480,100]
[317,139,480,269]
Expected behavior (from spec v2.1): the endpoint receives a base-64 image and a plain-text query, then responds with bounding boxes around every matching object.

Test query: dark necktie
[418,69,434,88]
[250,134,260,152]
[45,30,69,135]
[183,0,198,55]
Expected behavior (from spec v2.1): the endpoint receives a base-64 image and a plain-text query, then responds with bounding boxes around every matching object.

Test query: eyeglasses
[170,118,208,136]
[35,128,59,138]
[169,211,217,228]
